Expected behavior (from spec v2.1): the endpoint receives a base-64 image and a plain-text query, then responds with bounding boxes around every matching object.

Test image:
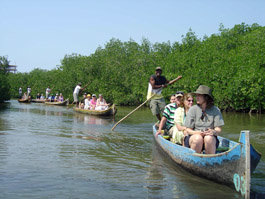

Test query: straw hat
[193,85,213,99]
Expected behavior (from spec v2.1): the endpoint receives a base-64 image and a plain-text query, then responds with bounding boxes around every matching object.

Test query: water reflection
[73,112,113,125]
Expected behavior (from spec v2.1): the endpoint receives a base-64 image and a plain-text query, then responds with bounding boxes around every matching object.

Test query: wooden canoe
[18,98,31,103]
[73,104,117,116]
[31,99,47,103]
[153,125,261,198]
[45,99,69,106]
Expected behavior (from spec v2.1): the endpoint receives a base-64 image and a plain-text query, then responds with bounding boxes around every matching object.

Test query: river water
[0,100,264,199]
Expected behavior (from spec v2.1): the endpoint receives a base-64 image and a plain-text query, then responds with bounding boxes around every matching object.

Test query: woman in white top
[84,94,91,110]
[171,93,194,145]
[95,94,109,110]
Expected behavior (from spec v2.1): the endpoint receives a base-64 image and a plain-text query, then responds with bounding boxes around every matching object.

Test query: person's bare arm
[156,117,167,137]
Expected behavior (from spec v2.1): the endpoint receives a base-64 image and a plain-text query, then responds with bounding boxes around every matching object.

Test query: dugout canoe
[45,99,69,106]
[153,125,261,198]
[31,99,47,103]
[73,104,117,116]
[18,98,31,103]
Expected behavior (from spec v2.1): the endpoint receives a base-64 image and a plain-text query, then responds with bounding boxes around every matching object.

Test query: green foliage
[6,23,265,112]
[0,56,11,102]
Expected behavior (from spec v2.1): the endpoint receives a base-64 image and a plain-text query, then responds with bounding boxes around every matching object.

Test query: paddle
[111,76,182,131]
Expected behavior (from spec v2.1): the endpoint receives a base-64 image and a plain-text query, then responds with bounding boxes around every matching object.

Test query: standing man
[73,82,85,107]
[46,86,51,99]
[27,86,31,99]
[147,67,182,121]
[19,87,22,99]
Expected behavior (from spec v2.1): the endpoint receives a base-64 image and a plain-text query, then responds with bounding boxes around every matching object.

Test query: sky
[1,0,265,73]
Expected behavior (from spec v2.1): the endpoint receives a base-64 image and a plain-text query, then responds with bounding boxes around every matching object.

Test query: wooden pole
[111,92,156,131]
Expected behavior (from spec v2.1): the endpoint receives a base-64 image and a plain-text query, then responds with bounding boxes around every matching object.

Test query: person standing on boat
[147,67,169,121]
[184,85,224,154]
[156,92,183,137]
[73,82,85,107]
[148,67,182,121]
[27,86,31,99]
[19,87,22,99]
[46,86,51,99]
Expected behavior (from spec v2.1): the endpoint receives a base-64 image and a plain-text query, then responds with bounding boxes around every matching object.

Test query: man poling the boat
[147,67,182,121]
[111,69,182,131]
[72,82,89,107]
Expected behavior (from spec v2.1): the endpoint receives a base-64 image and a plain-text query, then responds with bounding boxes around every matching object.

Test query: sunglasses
[176,91,184,95]
[200,111,207,121]
[188,100,193,102]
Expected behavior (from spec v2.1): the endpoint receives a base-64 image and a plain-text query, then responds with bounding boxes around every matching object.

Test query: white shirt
[73,85,81,94]
[46,88,51,94]
[27,88,31,93]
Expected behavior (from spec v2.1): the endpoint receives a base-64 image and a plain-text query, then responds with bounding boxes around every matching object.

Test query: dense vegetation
[6,23,265,112]
[0,56,11,103]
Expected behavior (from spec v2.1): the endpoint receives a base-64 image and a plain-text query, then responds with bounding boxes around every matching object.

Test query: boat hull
[18,99,30,103]
[153,125,261,198]
[74,104,117,116]
[45,99,69,106]
[31,99,47,103]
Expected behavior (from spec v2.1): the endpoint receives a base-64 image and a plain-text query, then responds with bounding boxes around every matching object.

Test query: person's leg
[73,93,79,107]
[150,99,161,121]
[158,98,166,115]
[204,135,217,154]
[189,134,204,153]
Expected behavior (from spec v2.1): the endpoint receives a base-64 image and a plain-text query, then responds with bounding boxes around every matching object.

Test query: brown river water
[0,100,264,199]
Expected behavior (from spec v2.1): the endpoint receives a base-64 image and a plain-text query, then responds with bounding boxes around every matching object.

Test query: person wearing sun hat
[184,85,224,154]
[84,94,91,110]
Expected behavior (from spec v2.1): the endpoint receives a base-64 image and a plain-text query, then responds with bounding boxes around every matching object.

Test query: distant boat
[74,104,117,116]
[152,125,261,198]
[18,98,31,103]
[45,99,69,106]
[31,99,47,103]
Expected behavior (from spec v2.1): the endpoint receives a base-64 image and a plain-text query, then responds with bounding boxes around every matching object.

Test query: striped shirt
[162,103,178,130]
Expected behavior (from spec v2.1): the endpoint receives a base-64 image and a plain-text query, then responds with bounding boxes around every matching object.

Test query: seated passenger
[54,93,59,102]
[84,94,91,110]
[22,92,27,99]
[95,94,109,110]
[58,93,64,102]
[49,94,55,102]
[90,94,97,110]
[40,94,45,100]
[79,102,84,109]
[184,85,224,154]
[36,93,41,99]
[171,93,194,145]
[155,92,181,137]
